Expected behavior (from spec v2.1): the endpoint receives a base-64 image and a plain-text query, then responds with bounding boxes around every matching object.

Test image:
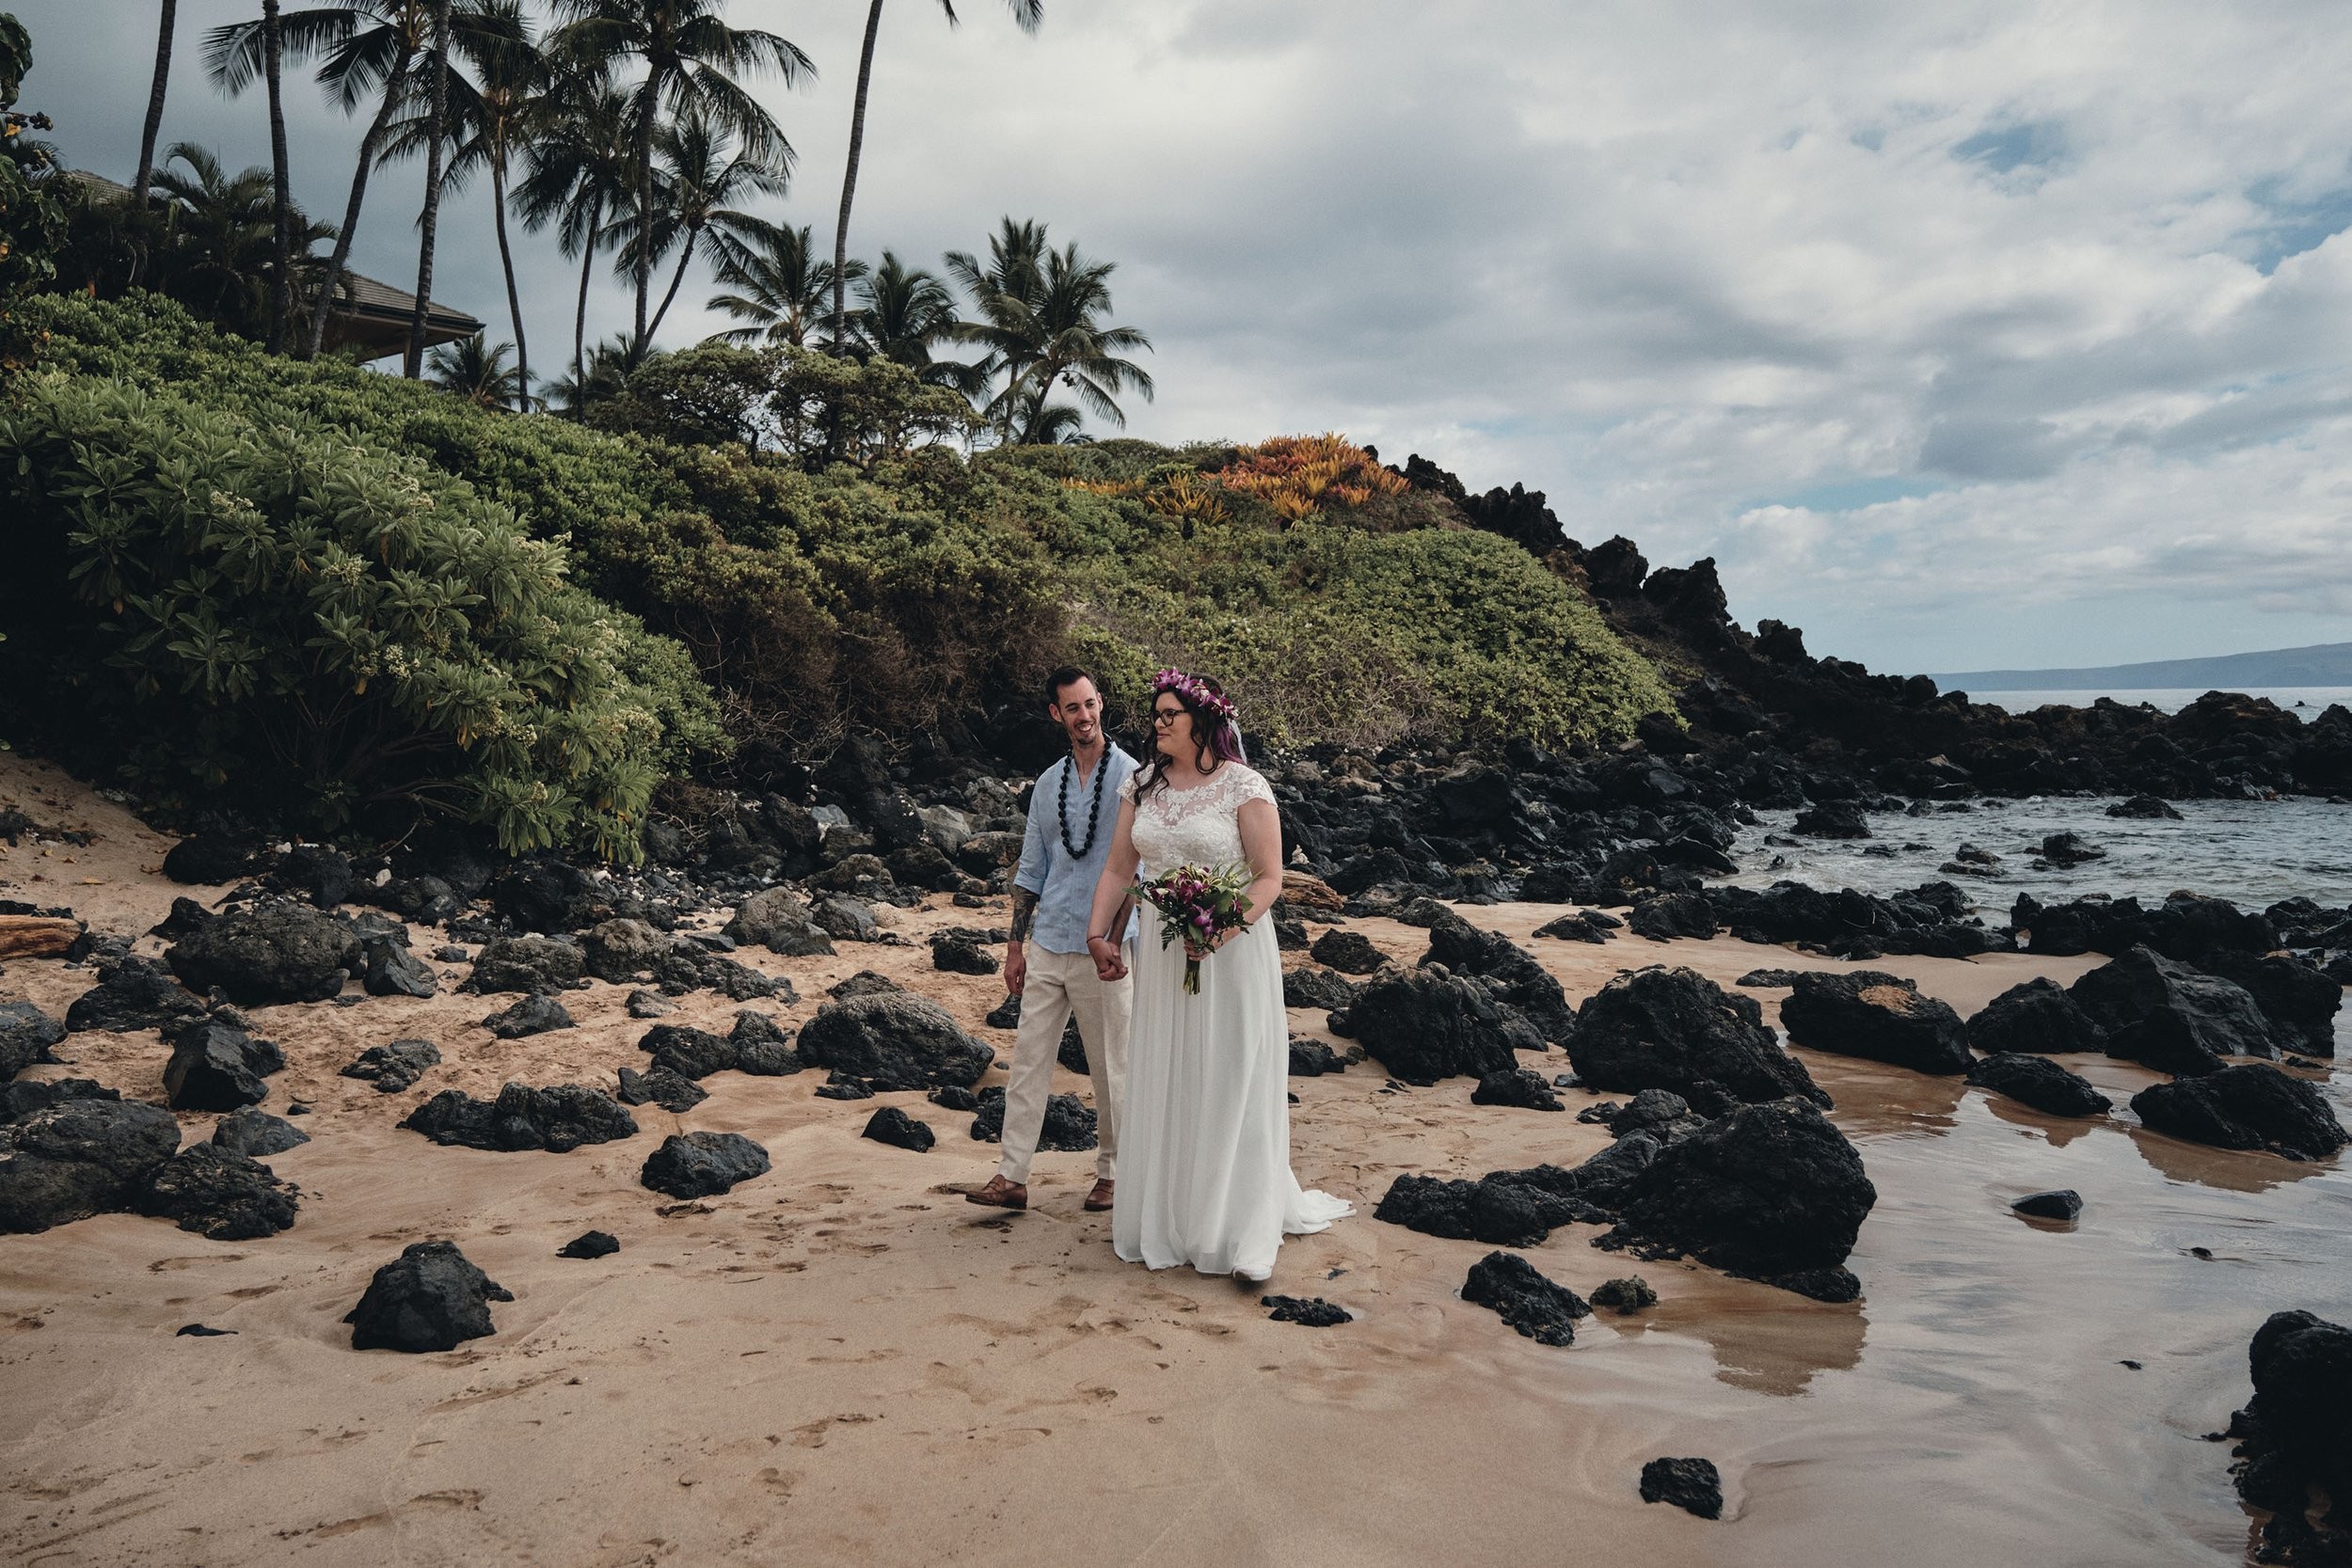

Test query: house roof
[70,168,486,360]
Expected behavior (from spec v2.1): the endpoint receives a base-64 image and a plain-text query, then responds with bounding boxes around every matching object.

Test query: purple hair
[1133,670,1246,803]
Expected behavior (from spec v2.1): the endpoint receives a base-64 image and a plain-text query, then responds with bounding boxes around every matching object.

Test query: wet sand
[2,754,2346,1566]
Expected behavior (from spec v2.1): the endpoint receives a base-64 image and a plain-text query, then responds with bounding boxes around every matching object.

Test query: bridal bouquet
[1134,863,1254,993]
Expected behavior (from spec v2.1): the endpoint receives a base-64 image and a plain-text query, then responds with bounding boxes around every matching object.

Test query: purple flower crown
[1148,668,1237,723]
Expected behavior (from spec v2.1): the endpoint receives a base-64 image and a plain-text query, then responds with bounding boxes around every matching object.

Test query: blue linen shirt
[1013,746,1140,955]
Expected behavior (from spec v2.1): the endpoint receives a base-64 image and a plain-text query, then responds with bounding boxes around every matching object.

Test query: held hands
[1087,935,1129,983]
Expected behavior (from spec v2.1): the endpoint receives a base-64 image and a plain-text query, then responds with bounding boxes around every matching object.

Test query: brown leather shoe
[1083,1178,1115,1212]
[966,1175,1027,1211]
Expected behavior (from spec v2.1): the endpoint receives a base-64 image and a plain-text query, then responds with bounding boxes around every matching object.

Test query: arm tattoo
[1008,885,1039,943]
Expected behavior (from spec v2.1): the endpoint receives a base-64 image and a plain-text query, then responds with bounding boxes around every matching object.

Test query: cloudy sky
[17,1,2352,674]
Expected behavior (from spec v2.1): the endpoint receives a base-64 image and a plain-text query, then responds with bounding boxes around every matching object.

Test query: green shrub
[0,375,718,856]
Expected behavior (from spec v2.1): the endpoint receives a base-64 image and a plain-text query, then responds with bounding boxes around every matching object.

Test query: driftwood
[0,915,82,960]
[1279,871,1347,912]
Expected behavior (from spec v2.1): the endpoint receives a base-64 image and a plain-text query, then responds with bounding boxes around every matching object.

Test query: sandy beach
[2,752,2344,1567]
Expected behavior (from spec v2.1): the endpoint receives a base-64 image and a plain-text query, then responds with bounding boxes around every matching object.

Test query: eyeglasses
[1152,708,1184,725]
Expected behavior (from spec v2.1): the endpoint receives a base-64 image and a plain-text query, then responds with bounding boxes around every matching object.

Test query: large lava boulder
[65,954,209,1035]
[1343,966,1521,1085]
[2226,1309,2352,1556]
[469,934,585,994]
[1570,966,1827,1109]
[401,1083,639,1153]
[1966,977,2107,1056]
[166,901,358,1005]
[1964,1053,2113,1117]
[0,1097,183,1232]
[162,1018,285,1111]
[0,1001,66,1081]
[135,1144,300,1240]
[2196,951,2343,1058]
[1284,966,1359,1012]
[637,1023,737,1081]
[1792,802,1870,838]
[1613,1098,1878,1300]
[641,1131,771,1198]
[1374,1173,1565,1249]
[794,992,993,1091]
[723,887,836,958]
[2072,945,2279,1074]
[2131,1064,2347,1161]
[211,1107,310,1157]
[580,918,668,984]
[344,1240,513,1352]
[1460,1250,1590,1347]
[1421,914,1580,1043]
[1779,971,1972,1075]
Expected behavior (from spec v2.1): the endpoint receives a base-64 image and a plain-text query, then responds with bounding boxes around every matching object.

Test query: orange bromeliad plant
[1211,434,1406,523]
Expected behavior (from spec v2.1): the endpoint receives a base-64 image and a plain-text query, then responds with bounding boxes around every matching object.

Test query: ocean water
[1963,686,2352,718]
[1724,795,2352,913]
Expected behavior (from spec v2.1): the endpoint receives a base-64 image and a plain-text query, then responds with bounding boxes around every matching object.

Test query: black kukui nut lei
[1059,752,1110,859]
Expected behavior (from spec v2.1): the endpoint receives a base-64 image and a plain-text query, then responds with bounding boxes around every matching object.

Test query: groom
[967,666,1137,1213]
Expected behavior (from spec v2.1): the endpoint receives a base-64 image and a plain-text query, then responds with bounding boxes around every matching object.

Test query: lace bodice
[1123,764,1277,878]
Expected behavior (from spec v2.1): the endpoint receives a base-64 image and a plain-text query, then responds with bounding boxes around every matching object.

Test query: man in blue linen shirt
[967,666,1137,1213]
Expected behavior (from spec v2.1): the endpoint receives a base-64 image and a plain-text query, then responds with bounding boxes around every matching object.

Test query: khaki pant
[999,944,1129,1184]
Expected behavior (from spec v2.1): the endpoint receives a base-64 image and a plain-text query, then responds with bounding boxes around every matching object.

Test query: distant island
[1932,641,2352,692]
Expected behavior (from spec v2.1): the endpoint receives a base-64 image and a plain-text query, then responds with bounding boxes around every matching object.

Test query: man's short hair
[1043,664,1097,708]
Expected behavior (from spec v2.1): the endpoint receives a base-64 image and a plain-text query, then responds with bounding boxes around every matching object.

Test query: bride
[1083,669,1352,1281]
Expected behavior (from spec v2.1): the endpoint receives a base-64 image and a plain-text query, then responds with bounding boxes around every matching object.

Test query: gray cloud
[13,0,2352,672]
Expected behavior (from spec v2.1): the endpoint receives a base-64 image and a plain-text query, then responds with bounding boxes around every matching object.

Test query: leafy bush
[0,374,718,856]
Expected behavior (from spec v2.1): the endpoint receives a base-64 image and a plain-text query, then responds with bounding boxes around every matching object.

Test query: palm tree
[549,0,812,356]
[134,2,178,206]
[951,227,1152,444]
[148,141,335,337]
[405,0,453,377]
[545,332,646,415]
[830,0,1040,341]
[426,331,527,406]
[200,1,305,350]
[704,218,862,347]
[515,69,631,387]
[849,249,972,390]
[418,1,541,406]
[604,107,787,344]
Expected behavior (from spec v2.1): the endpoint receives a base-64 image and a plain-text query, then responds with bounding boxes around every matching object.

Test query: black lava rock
[2226,1309,2352,1562]
[402,1083,639,1152]
[2011,1189,2083,1221]
[1470,1069,1565,1111]
[344,1240,513,1352]
[929,932,999,975]
[2072,946,2279,1074]
[1590,1275,1658,1314]
[616,1065,707,1112]
[728,1011,802,1076]
[967,1085,1098,1150]
[1570,965,1827,1108]
[135,1144,300,1240]
[637,1023,736,1081]
[2131,1064,2348,1160]
[579,918,667,983]
[1,1077,119,1121]
[861,1106,936,1152]
[480,994,576,1038]
[558,1229,620,1259]
[163,1019,283,1112]
[339,1037,441,1094]
[1965,1053,2112,1117]
[1792,803,1869,839]
[640,1131,771,1197]
[1421,914,1579,1043]
[0,1097,183,1232]
[1282,966,1359,1012]
[1343,966,1519,1085]
[359,937,438,998]
[1263,1295,1353,1326]
[164,832,262,884]
[795,991,993,1091]
[2197,950,2343,1058]
[815,1076,876,1101]
[1309,929,1386,974]
[0,1001,66,1082]
[1638,1457,1724,1519]
[1611,1098,1878,1299]
[983,994,1022,1030]
[2037,832,2106,867]
[166,900,358,1005]
[211,1107,310,1157]
[2106,795,2183,819]
[1534,911,1619,943]
[1374,1173,1565,1248]
[1628,892,1720,941]
[469,934,586,994]
[1461,1250,1590,1346]
[1966,977,2107,1056]
[1287,1037,1346,1077]
[1779,971,1972,1075]
[65,954,208,1035]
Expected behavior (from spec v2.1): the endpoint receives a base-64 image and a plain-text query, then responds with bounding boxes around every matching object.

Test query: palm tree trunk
[631,68,661,353]
[307,51,412,359]
[490,140,529,409]
[832,0,886,348]
[573,192,602,385]
[262,0,291,354]
[405,0,453,379]
[645,230,697,344]
[133,0,177,206]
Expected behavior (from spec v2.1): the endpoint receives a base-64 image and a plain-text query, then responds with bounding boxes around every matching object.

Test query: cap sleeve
[1117,770,1139,805]
[1236,766,1276,807]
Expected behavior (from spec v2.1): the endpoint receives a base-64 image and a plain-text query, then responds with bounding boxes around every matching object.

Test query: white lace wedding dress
[1113,764,1353,1280]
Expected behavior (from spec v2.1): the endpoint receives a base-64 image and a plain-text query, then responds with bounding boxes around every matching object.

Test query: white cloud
[14,0,2352,670]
